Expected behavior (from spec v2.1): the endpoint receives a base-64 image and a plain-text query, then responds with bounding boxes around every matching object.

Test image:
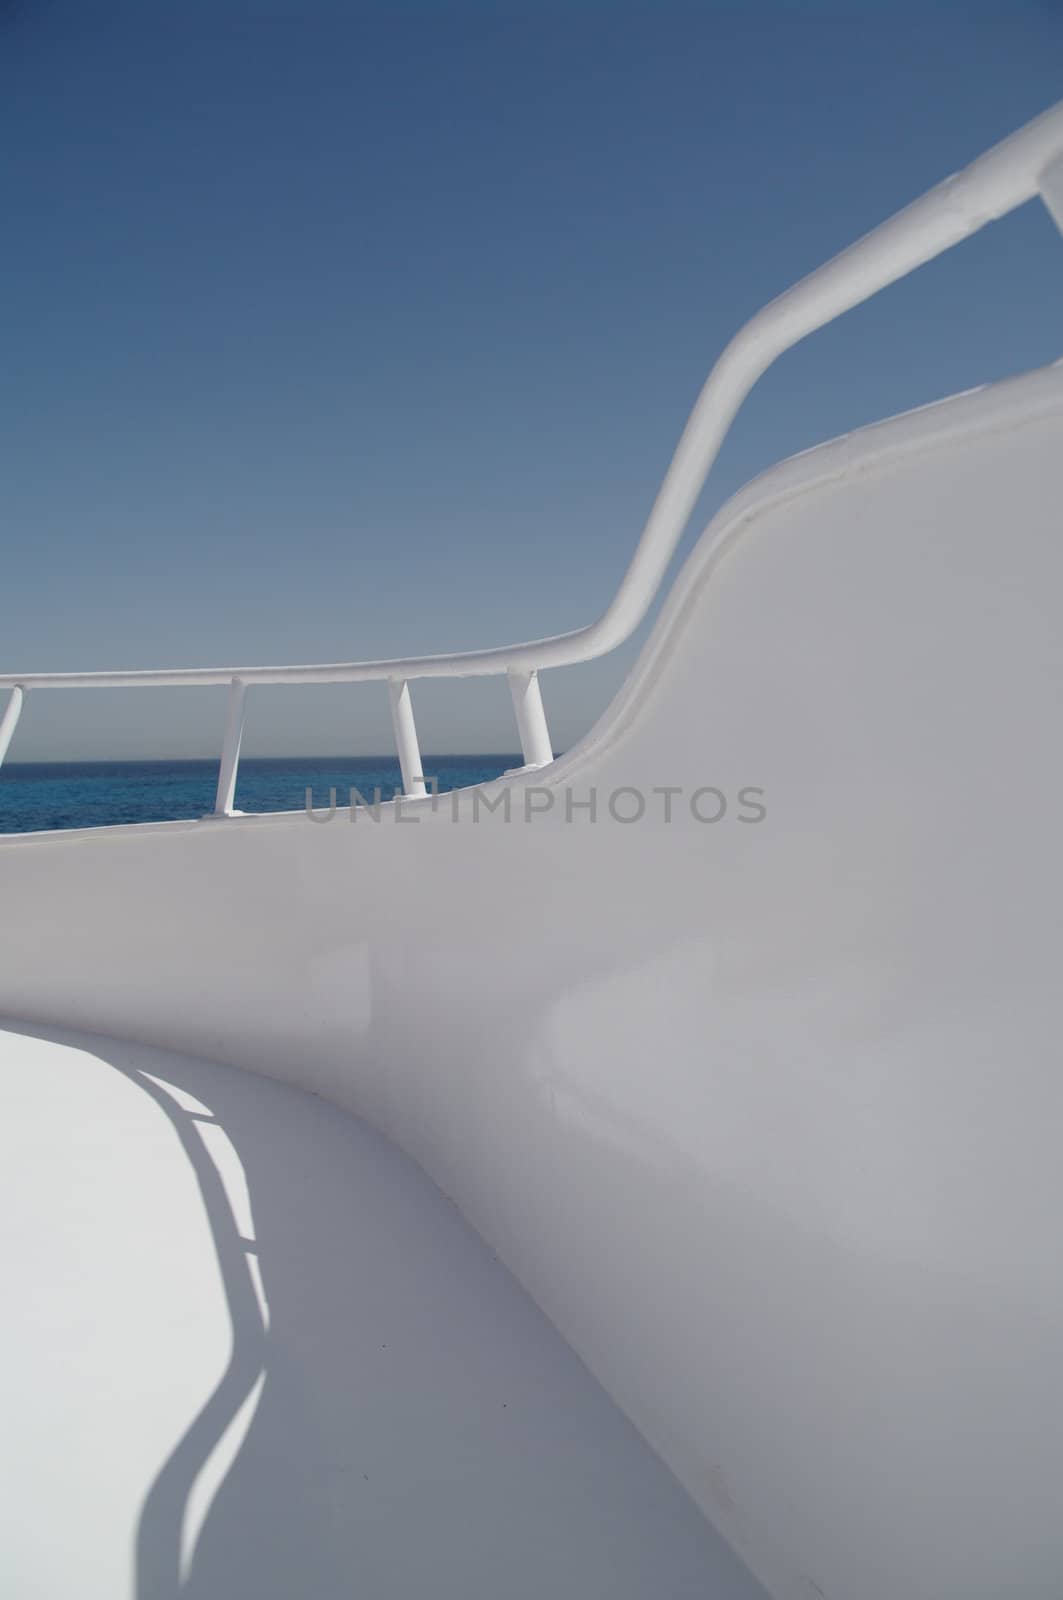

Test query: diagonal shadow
[5,1020,768,1600]
[105,1063,271,1600]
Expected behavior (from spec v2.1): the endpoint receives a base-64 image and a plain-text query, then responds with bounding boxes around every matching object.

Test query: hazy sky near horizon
[3,2,1062,759]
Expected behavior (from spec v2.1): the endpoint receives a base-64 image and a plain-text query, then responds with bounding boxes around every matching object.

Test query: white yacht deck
[0,1021,763,1600]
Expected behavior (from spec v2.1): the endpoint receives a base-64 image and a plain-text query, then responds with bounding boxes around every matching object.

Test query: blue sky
[4,2,1062,759]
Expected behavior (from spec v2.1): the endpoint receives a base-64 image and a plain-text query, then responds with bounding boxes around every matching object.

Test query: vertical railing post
[387,678,427,798]
[0,685,25,771]
[1040,152,1063,236]
[508,669,553,770]
[213,677,247,816]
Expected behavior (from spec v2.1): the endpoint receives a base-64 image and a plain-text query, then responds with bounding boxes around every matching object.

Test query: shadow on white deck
[0,1022,763,1600]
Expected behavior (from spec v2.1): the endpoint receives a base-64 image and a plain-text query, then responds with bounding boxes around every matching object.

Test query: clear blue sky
[4,2,1062,759]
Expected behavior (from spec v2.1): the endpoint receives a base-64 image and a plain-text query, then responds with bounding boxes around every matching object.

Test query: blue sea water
[0,756,520,835]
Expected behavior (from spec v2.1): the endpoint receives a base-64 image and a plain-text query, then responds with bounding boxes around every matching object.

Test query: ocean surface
[0,756,520,835]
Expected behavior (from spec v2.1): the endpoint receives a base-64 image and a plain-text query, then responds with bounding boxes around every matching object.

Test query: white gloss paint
[3,360,1063,1598]
[0,1024,759,1600]
[212,678,247,816]
[508,668,554,770]
[386,677,428,799]
[0,685,23,765]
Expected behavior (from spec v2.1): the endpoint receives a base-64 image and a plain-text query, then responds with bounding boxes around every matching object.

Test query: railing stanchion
[388,678,427,799]
[1040,152,1063,236]
[213,678,247,816]
[508,669,553,770]
[0,685,24,771]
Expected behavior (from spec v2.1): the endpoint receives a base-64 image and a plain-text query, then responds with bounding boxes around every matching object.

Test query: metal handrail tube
[3,101,1063,812]
[2,101,1062,698]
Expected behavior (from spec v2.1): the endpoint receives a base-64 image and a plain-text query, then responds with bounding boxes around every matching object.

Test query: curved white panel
[1,1024,756,1600]
[3,362,1063,1598]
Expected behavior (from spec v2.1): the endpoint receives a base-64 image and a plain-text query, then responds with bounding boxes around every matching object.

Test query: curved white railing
[4,102,1063,813]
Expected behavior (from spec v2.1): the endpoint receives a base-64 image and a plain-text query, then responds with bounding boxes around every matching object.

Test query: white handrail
[3,100,1063,798]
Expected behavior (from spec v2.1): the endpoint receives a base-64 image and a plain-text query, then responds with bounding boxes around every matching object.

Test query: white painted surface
[387,678,428,799]
[508,669,553,770]
[0,685,23,764]
[212,679,246,816]
[0,1023,761,1600]
[3,366,1063,1599]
